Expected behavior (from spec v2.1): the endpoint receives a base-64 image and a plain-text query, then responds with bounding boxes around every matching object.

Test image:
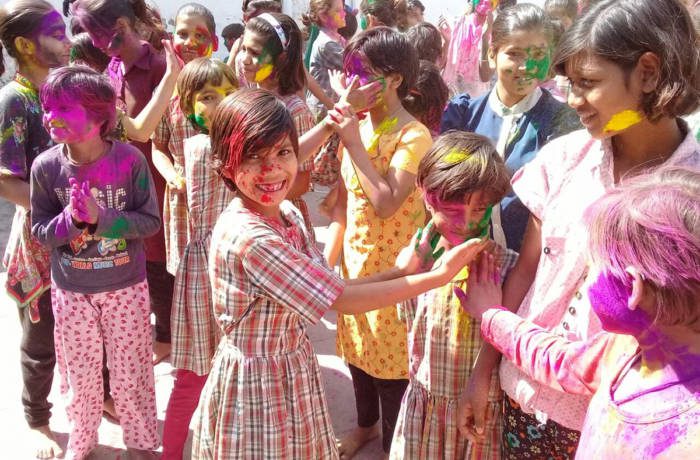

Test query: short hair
[72,0,158,35]
[246,13,305,96]
[491,3,555,52]
[176,3,216,36]
[210,88,298,192]
[406,22,442,64]
[242,0,282,21]
[360,0,403,28]
[343,27,418,99]
[177,57,238,116]
[553,0,700,120]
[403,60,449,134]
[70,32,110,72]
[222,23,244,41]
[407,0,425,14]
[544,0,578,20]
[40,65,117,139]
[585,166,700,328]
[0,0,55,76]
[417,131,511,206]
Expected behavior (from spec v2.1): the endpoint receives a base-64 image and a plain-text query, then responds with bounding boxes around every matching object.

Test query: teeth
[256,181,284,192]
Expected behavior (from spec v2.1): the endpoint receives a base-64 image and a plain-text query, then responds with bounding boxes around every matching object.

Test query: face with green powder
[424,190,494,246]
[241,29,277,83]
[189,78,236,131]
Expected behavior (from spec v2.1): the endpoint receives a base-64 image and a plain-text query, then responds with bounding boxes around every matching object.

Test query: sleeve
[0,92,29,179]
[440,93,472,134]
[318,40,344,72]
[481,308,619,396]
[30,159,84,247]
[184,136,208,220]
[293,105,316,172]
[389,123,433,174]
[151,111,171,151]
[94,151,161,240]
[241,236,345,324]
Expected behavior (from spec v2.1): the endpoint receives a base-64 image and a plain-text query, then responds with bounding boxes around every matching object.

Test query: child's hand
[454,252,503,318]
[438,16,452,43]
[328,69,347,98]
[433,237,490,282]
[168,174,186,192]
[326,104,361,148]
[457,373,495,442]
[76,180,100,225]
[330,72,384,112]
[395,221,444,275]
[162,39,184,76]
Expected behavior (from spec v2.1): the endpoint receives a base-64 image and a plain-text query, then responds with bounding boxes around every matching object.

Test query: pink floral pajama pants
[52,281,159,459]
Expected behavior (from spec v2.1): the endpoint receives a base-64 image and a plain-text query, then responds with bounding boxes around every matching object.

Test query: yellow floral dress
[337,119,432,379]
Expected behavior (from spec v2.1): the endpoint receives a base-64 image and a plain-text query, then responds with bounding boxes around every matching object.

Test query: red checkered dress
[390,245,519,460]
[278,93,315,238]
[170,135,233,375]
[153,96,200,274]
[192,198,344,459]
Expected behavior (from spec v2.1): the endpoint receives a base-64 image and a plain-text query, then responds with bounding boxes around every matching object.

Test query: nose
[567,83,585,109]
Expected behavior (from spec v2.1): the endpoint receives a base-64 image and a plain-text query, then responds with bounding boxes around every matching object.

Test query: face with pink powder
[42,99,102,145]
[320,0,346,30]
[234,135,297,217]
[424,190,493,246]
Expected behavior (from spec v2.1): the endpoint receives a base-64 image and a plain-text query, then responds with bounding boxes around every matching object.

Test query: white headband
[258,13,288,51]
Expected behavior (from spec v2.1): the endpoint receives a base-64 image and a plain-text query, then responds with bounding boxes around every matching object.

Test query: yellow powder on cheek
[254,63,274,82]
[603,110,643,133]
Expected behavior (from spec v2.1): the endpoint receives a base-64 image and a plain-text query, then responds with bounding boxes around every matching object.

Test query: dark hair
[417,131,511,205]
[554,0,700,120]
[40,65,117,138]
[222,23,244,41]
[71,0,157,35]
[491,3,555,52]
[242,0,282,21]
[403,60,449,134]
[177,3,216,36]
[210,88,298,191]
[407,0,425,14]
[406,22,442,64]
[497,0,517,11]
[343,27,418,99]
[246,13,306,96]
[0,0,56,76]
[70,32,110,72]
[177,57,237,115]
[544,0,578,20]
[360,0,406,29]
[302,0,334,34]
[338,4,358,40]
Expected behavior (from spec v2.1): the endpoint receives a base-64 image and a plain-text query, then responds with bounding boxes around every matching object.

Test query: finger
[347,75,360,93]
[82,180,91,196]
[453,285,468,308]
[429,231,441,251]
[69,177,78,187]
[432,246,445,260]
[414,227,423,251]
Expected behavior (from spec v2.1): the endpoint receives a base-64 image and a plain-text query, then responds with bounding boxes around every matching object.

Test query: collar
[488,86,542,117]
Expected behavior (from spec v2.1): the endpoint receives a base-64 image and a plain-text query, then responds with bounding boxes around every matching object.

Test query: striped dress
[192,198,344,459]
[390,246,518,460]
[170,134,232,375]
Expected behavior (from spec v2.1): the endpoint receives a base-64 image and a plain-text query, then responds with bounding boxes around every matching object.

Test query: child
[240,12,316,235]
[406,0,425,28]
[30,66,161,460]
[441,3,580,252]
[390,131,518,459]
[0,2,70,458]
[403,60,449,136]
[544,0,578,30]
[460,166,700,458]
[325,26,434,457]
[161,57,237,460]
[191,87,489,459]
[72,0,172,364]
[221,23,244,52]
[466,0,698,456]
[406,22,445,68]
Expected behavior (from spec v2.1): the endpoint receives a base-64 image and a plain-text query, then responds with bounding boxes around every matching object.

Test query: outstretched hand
[433,237,490,283]
[328,71,384,112]
[453,252,503,318]
[395,221,446,275]
[162,39,184,76]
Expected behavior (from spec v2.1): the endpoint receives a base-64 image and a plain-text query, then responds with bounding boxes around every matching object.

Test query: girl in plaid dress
[161,58,237,460]
[191,88,491,459]
[390,132,518,460]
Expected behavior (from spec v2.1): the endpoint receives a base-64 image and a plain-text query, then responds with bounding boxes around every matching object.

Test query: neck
[66,137,108,164]
[637,324,700,382]
[611,117,683,179]
[495,82,527,108]
[369,91,402,126]
[258,77,279,92]
[17,61,49,90]
[120,36,146,68]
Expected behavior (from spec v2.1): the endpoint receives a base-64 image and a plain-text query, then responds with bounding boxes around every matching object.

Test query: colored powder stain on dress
[104,216,128,239]
[0,126,14,143]
[367,116,398,152]
[604,110,643,133]
[649,422,685,457]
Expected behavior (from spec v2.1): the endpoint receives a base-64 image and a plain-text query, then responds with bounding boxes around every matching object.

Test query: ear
[14,36,36,57]
[636,51,661,94]
[626,266,653,310]
[487,46,497,69]
[386,73,403,91]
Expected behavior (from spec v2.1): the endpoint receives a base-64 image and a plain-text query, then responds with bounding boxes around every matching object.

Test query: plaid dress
[192,198,344,459]
[390,246,518,460]
[171,134,233,375]
[153,96,200,274]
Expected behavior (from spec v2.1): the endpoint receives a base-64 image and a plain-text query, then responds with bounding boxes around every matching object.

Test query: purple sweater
[30,141,161,293]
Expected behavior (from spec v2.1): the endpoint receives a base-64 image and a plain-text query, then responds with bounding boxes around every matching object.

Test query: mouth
[255,180,286,194]
[578,112,597,126]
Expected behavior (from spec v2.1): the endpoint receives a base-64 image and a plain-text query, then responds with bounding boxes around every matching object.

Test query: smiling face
[173,13,217,63]
[33,11,71,68]
[566,54,645,139]
[490,29,551,106]
[191,79,236,131]
[234,135,298,216]
[425,190,493,246]
[42,99,101,145]
[240,30,276,83]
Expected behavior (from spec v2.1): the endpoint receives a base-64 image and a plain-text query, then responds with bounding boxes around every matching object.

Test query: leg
[374,376,409,455]
[18,291,62,459]
[161,369,209,460]
[101,281,159,452]
[52,287,104,459]
[337,364,381,459]
[146,261,174,363]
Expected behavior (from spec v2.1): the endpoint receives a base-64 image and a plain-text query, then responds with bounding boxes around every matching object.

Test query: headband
[258,13,288,51]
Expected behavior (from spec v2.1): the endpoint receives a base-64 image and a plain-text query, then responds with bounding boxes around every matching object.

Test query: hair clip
[258,13,288,51]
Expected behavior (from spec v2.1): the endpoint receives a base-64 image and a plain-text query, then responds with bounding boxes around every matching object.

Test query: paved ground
[0,190,385,459]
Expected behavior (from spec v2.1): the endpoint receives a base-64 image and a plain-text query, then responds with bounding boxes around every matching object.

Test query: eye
[177,31,188,40]
[278,149,292,157]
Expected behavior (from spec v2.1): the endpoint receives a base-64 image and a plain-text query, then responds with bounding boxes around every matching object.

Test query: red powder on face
[261,194,272,203]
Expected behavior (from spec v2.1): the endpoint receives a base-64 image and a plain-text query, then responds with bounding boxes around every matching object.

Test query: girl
[0,2,70,458]
[152,3,218,286]
[325,26,434,458]
[161,57,237,460]
[191,87,488,460]
[72,0,172,364]
[239,12,316,235]
[30,66,161,460]
[390,131,518,460]
[460,166,700,458]
[403,60,449,136]
[441,3,580,253]
[462,0,698,457]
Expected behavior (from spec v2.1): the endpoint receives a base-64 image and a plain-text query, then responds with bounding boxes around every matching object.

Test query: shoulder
[213,202,283,256]
[534,129,593,165]
[31,144,63,171]
[399,120,432,142]
[441,92,490,132]
[0,83,28,111]
[111,140,149,167]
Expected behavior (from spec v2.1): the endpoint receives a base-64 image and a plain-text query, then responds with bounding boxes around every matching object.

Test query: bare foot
[152,340,171,364]
[126,448,158,459]
[30,425,64,459]
[337,424,380,459]
[103,397,120,423]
